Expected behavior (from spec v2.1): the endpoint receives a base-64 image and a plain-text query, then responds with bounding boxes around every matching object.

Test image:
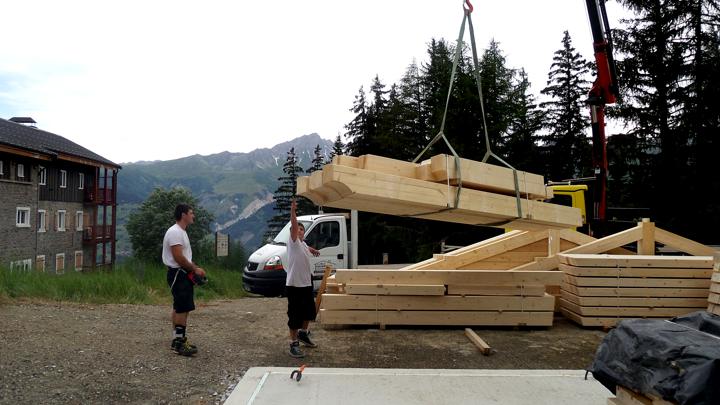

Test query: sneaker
[298,330,318,348]
[289,341,305,358]
[172,337,198,356]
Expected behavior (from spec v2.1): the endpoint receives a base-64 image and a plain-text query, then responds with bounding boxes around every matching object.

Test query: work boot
[297,330,318,348]
[289,341,305,358]
[172,337,198,356]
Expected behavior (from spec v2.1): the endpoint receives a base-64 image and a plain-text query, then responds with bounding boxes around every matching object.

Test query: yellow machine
[547,184,590,234]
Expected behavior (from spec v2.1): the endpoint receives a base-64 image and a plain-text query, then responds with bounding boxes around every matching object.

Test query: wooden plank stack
[297,154,582,231]
[708,255,720,316]
[319,269,560,327]
[559,254,714,327]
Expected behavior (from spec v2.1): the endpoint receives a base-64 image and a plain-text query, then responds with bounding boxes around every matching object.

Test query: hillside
[117,133,333,254]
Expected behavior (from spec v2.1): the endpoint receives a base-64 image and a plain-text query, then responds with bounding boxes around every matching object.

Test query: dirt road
[0,298,607,404]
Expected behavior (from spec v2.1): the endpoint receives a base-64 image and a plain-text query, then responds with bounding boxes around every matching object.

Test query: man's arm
[290,198,298,242]
[171,245,206,277]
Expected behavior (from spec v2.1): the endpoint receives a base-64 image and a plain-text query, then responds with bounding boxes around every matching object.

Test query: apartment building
[0,117,120,273]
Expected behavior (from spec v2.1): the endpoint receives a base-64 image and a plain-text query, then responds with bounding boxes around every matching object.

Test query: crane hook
[463,0,474,14]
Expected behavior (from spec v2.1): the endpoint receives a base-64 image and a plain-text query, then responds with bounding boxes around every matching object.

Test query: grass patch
[0,259,248,304]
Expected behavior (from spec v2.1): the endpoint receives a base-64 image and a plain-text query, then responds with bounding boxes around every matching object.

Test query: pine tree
[265,147,306,240]
[612,1,694,234]
[503,69,543,172]
[344,86,370,156]
[539,31,591,181]
[329,134,345,161]
[307,144,325,174]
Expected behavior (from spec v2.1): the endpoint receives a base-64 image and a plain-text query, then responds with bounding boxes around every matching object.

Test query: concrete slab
[225,368,610,405]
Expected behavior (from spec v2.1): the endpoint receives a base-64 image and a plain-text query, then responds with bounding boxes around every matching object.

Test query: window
[10,259,32,272]
[76,211,83,231]
[55,253,65,274]
[79,173,85,190]
[36,255,46,272]
[38,210,46,232]
[16,207,30,227]
[60,170,67,188]
[56,210,66,231]
[304,221,340,250]
[74,251,83,271]
[0,160,4,175]
[17,163,25,178]
[39,166,47,185]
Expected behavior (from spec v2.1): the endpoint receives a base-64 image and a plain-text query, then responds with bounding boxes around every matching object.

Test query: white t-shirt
[162,223,192,268]
[286,236,312,287]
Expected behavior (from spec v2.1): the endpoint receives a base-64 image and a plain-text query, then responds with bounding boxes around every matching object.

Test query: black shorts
[167,267,195,313]
[286,286,316,329]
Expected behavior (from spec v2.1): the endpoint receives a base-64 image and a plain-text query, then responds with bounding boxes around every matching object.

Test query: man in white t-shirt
[286,198,320,358]
[162,204,206,357]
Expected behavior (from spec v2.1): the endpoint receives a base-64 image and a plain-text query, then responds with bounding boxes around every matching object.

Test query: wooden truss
[297,154,581,231]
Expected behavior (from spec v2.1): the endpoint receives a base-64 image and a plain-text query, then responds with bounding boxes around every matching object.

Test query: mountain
[117,133,333,254]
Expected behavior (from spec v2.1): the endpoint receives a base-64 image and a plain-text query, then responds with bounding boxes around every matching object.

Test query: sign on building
[216,232,229,257]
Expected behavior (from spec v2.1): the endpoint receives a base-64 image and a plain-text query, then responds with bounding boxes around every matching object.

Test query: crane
[585,0,620,236]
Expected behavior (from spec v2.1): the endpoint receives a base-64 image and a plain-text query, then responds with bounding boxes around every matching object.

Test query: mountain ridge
[116,133,333,255]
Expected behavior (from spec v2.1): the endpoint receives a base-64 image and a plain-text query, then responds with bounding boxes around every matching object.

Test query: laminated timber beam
[298,164,582,231]
[320,293,555,311]
[333,269,563,285]
[318,309,554,326]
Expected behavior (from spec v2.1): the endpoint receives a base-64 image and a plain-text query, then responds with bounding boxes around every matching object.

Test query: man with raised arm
[285,198,320,358]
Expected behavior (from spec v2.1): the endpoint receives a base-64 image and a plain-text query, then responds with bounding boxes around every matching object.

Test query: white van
[242,213,352,297]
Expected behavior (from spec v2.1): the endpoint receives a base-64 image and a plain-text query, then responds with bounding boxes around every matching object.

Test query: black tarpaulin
[589,311,720,405]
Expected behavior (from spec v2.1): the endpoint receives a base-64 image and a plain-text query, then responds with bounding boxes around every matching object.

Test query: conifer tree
[329,135,344,161]
[265,147,305,240]
[345,86,370,156]
[539,31,591,181]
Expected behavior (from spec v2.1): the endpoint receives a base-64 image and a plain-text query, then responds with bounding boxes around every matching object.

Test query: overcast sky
[0,0,627,164]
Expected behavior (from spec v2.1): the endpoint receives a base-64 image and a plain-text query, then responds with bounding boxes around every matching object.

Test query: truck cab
[547,184,590,234]
[242,213,349,297]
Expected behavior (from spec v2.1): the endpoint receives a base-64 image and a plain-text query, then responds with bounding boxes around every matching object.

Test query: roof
[0,117,119,168]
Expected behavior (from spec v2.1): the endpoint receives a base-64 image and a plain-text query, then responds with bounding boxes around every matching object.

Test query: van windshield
[272,220,312,245]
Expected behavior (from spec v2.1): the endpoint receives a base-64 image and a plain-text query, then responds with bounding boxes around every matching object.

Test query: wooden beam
[638,219,656,255]
[320,293,555,311]
[465,328,492,355]
[561,290,708,308]
[447,284,546,296]
[428,154,549,199]
[559,263,714,278]
[343,284,446,296]
[654,227,717,256]
[359,154,419,179]
[315,265,333,314]
[563,274,711,288]
[559,254,714,268]
[562,225,643,255]
[334,269,563,285]
[562,283,710,298]
[559,299,701,317]
[318,309,554,326]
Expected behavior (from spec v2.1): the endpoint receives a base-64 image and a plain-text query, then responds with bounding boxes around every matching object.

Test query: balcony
[83,225,114,242]
[84,188,115,204]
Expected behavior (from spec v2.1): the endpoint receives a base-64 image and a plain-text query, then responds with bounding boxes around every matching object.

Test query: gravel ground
[0,297,607,404]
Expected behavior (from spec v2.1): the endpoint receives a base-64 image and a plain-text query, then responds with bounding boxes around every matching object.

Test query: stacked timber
[708,257,720,316]
[319,269,560,327]
[297,154,582,231]
[558,253,714,327]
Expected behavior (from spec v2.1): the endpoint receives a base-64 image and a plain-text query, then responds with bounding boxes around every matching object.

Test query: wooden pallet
[297,154,582,230]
